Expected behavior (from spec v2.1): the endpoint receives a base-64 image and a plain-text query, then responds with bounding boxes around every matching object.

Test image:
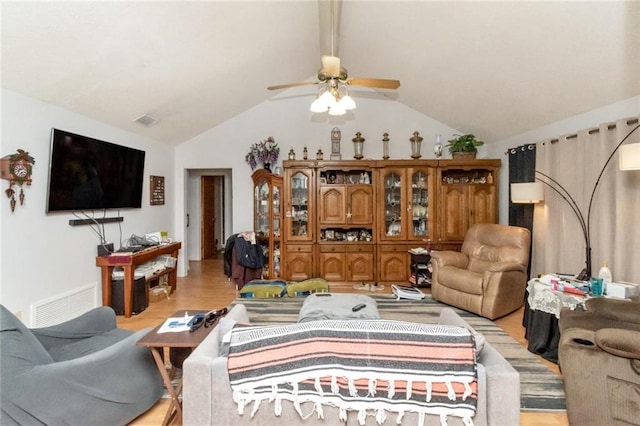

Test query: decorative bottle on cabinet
[598,262,612,295]
[434,134,443,159]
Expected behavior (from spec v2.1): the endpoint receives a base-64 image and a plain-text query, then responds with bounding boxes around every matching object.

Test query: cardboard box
[149,285,172,302]
[607,281,639,299]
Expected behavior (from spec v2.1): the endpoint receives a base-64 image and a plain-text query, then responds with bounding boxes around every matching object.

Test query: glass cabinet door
[273,185,281,238]
[254,179,269,238]
[382,169,404,239]
[409,168,431,239]
[286,170,313,242]
[272,184,281,277]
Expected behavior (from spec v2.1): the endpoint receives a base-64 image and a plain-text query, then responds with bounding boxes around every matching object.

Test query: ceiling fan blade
[267,81,318,91]
[347,78,401,90]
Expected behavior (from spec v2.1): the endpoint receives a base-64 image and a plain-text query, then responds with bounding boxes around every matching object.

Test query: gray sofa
[0,304,163,426]
[183,304,520,425]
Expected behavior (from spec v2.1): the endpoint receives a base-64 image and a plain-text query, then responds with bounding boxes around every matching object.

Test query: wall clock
[1,149,35,212]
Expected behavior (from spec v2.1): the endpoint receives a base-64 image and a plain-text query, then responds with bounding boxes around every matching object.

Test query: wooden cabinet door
[319,186,346,225]
[319,245,346,281]
[285,245,313,281]
[440,185,469,241]
[378,246,409,283]
[346,246,375,282]
[347,185,374,225]
[469,184,497,226]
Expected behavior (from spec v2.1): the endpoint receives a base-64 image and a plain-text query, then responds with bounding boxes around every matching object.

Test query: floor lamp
[511,123,640,281]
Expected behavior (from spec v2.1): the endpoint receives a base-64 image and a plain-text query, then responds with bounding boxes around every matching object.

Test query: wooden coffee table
[137,310,216,426]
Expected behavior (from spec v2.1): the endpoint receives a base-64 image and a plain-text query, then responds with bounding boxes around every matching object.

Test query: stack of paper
[157,314,194,333]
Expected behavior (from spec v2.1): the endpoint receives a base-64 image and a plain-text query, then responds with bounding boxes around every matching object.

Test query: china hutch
[252,169,283,279]
[272,158,500,287]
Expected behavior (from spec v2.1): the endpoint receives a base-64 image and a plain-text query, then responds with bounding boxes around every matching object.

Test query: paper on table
[158,315,194,333]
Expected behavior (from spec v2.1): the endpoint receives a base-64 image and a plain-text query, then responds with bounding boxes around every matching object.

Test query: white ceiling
[2,1,639,146]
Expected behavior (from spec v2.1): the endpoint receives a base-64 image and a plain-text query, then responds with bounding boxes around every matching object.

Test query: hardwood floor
[121,258,568,426]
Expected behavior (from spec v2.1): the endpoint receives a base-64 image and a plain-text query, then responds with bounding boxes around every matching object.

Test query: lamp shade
[511,182,544,203]
[619,142,640,170]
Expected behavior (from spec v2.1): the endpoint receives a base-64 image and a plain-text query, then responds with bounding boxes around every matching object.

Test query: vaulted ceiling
[2,1,638,146]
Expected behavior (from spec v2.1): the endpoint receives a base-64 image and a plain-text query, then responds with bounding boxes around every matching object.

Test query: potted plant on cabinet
[445,134,484,159]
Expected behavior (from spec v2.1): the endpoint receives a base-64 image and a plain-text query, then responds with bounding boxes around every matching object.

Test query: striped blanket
[227,320,477,425]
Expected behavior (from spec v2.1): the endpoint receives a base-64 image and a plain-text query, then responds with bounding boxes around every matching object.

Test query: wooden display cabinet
[282,164,315,280]
[252,169,283,279]
[280,158,500,284]
[378,162,436,242]
[438,160,499,242]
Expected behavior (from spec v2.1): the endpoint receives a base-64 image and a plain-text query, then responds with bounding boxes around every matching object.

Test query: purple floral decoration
[245,136,280,170]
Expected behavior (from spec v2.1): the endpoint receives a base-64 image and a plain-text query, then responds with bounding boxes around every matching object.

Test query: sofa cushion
[227,319,477,424]
[1,305,53,375]
[239,279,287,299]
[47,328,133,361]
[285,278,329,297]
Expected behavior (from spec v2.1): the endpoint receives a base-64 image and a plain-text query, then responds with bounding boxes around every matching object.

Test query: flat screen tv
[46,128,146,212]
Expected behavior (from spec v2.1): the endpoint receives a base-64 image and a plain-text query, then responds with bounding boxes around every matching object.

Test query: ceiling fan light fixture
[328,103,346,116]
[310,96,329,113]
[321,55,341,77]
[340,94,356,110]
[320,90,337,107]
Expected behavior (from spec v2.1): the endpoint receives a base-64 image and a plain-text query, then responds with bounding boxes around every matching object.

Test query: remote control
[352,303,366,312]
[315,293,332,297]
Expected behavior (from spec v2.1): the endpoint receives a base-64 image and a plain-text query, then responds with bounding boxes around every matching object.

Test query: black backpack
[234,237,264,269]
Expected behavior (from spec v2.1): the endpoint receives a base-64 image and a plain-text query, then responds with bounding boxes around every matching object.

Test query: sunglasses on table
[189,307,229,332]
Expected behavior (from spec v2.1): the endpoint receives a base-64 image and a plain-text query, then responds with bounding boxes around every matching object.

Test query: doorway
[201,175,225,259]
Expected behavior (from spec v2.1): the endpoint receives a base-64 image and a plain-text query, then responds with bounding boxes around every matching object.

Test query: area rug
[229,294,566,412]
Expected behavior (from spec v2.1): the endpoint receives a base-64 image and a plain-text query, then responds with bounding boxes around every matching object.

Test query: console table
[96,242,181,317]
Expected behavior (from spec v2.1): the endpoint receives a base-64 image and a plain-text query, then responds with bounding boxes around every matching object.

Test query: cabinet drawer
[379,244,410,253]
[319,244,346,253]
[346,245,374,253]
[287,244,313,253]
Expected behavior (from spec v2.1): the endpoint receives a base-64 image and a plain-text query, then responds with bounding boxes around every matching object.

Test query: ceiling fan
[267,0,400,115]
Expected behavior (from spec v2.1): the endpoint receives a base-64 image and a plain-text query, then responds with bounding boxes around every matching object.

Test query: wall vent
[134,113,158,127]
[30,283,99,327]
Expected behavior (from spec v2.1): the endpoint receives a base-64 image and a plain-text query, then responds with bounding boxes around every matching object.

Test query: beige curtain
[532,116,640,284]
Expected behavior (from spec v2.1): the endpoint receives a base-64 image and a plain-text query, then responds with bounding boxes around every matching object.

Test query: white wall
[0,89,174,324]
[173,87,464,275]
[486,96,640,223]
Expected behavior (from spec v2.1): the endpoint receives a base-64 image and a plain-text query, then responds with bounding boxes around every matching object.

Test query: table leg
[123,266,135,318]
[100,267,113,307]
[149,347,182,426]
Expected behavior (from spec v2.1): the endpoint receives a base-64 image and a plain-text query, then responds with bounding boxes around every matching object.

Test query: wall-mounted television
[46,128,146,212]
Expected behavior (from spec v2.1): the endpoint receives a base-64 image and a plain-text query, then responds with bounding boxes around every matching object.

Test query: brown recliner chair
[559,297,640,426]
[430,223,531,320]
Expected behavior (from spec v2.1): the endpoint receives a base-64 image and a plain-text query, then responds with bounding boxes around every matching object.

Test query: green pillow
[286,278,330,297]
[239,280,287,299]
